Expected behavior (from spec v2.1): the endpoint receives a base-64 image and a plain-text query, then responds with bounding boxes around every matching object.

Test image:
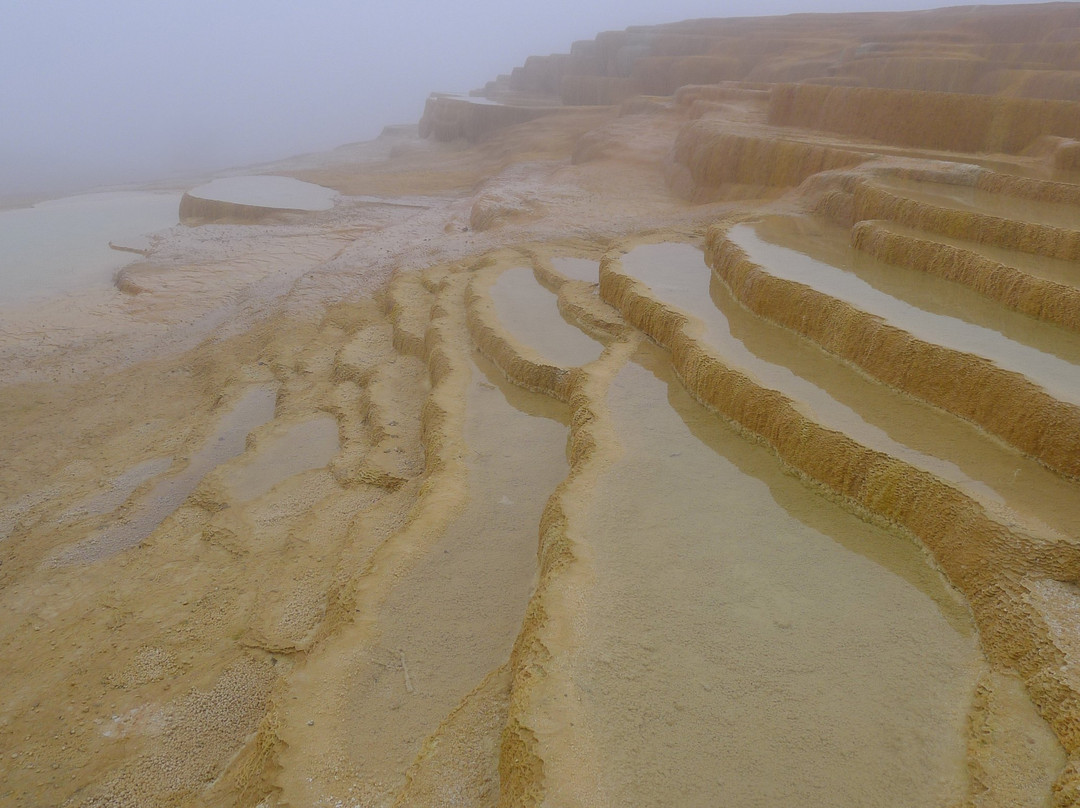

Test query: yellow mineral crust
[598,251,1080,794]
[670,121,869,200]
[851,220,1080,334]
[768,82,1080,154]
[6,4,1080,807]
[852,180,1080,261]
[707,228,1080,479]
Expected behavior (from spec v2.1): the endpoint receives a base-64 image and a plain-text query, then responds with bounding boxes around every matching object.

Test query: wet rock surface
[3,4,1080,807]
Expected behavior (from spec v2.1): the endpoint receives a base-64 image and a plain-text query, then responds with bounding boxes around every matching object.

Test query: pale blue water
[0,190,181,305]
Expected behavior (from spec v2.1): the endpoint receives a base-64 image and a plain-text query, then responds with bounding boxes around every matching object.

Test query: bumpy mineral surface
[4,4,1080,806]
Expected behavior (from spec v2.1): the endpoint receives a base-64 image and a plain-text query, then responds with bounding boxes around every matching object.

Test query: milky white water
[186,176,337,211]
[0,191,181,304]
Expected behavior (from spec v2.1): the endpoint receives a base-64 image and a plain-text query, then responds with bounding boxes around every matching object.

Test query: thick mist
[0,0,1054,199]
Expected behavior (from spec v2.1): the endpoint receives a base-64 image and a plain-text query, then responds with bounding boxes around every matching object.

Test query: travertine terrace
[3,3,1080,806]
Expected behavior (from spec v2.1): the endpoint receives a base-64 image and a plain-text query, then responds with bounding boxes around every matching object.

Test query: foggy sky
[0,0,1060,198]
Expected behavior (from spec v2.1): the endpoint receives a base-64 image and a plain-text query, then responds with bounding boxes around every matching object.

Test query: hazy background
[0,0,1054,199]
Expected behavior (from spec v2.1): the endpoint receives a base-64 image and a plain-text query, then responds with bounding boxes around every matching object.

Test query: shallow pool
[0,191,181,304]
[185,176,337,211]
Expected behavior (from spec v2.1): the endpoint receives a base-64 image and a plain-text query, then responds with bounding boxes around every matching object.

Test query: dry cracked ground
[4,3,1080,806]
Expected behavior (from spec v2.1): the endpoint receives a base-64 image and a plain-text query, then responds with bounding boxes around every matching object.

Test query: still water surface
[0,191,181,305]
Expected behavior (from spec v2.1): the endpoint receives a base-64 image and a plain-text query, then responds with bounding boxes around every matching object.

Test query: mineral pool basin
[862,219,1080,291]
[184,176,338,211]
[751,215,1080,368]
[725,221,1080,407]
[615,242,1005,502]
[555,341,987,807]
[614,241,1080,542]
[345,353,569,790]
[430,92,505,106]
[0,190,181,304]
[871,175,1080,232]
[488,266,605,366]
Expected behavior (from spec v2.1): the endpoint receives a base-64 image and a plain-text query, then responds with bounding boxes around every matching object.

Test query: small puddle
[226,415,340,502]
[728,223,1080,407]
[59,457,174,523]
[550,257,599,284]
[562,343,982,806]
[48,385,278,566]
[489,266,605,367]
